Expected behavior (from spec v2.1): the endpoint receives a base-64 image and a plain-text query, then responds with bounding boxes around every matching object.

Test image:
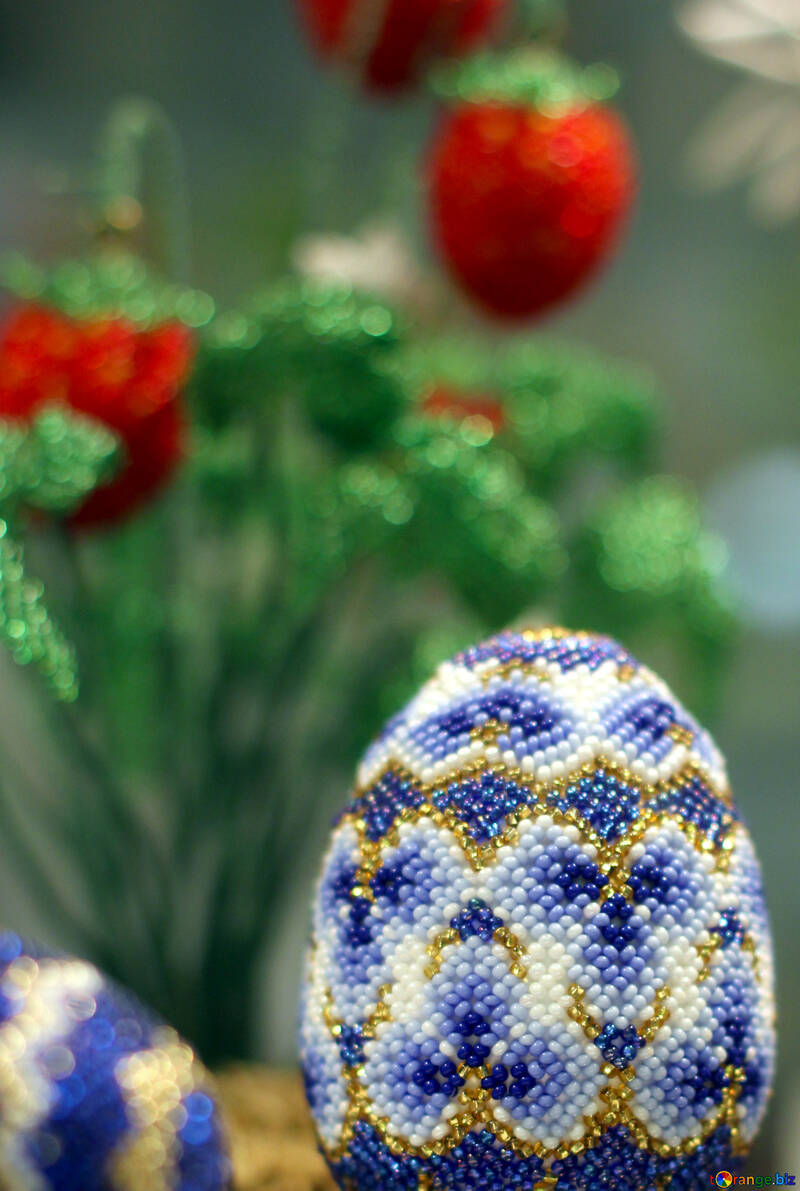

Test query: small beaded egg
[300,627,775,1190]
[0,931,231,1190]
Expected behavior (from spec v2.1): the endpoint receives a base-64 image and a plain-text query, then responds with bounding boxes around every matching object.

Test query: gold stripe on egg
[425,919,528,982]
[0,956,101,1191]
[697,923,761,984]
[344,754,738,890]
[108,1027,206,1191]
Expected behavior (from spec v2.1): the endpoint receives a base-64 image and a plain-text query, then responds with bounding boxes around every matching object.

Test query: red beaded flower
[422,383,504,432]
[0,304,193,527]
[297,0,506,92]
[428,100,636,319]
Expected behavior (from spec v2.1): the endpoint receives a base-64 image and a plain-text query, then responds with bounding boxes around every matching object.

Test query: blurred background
[0,0,797,1175]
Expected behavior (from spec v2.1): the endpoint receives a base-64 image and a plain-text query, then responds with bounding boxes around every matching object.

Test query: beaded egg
[299,627,775,1190]
[0,931,230,1190]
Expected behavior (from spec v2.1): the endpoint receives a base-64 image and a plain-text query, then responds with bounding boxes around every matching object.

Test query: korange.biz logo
[712,1175,796,1187]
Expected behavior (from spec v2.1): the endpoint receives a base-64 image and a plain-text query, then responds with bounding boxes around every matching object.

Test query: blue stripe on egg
[28,985,150,1190]
[175,1090,230,1191]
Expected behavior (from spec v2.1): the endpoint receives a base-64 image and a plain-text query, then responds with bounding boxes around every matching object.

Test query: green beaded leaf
[397,419,566,621]
[502,345,657,487]
[0,251,215,329]
[253,279,400,346]
[187,317,275,432]
[192,281,406,449]
[396,336,658,488]
[0,405,121,698]
[429,48,620,110]
[0,520,78,700]
[188,424,264,509]
[323,458,406,565]
[0,404,121,514]
[567,476,738,716]
[328,417,566,623]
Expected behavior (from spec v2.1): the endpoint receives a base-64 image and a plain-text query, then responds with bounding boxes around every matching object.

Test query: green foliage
[387,417,566,621]
[567,476,737,717]
[0,523,79,700]
[0,405,121,698]
[1,251,214,328]
[192,280,406,449]
[0,404,120,513]
[397,336,658,486]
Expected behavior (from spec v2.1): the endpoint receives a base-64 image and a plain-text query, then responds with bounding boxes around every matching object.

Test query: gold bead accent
[109,1028,208,1191]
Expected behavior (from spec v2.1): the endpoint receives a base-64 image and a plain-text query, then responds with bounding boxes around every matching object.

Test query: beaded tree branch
[0,404,119,699]
[0,78,734,1073]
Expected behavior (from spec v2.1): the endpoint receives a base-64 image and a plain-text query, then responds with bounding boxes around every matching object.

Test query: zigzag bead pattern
[300,627,776,1190]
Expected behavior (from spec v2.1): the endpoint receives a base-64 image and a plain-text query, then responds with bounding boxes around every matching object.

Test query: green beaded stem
[0,405,121,697]
[97,97,193,283]
[0,522,78,700]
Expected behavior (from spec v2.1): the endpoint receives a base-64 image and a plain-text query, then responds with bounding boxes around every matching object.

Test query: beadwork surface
[300,627,775,1190]
[0,932,230,1190]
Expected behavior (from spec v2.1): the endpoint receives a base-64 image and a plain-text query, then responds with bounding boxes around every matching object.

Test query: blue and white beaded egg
[0,931,230,1190]
[300,627,776,1190]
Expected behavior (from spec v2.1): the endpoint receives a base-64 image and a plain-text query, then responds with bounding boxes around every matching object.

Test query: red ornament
[428,99,636,319]
[296,0,506,92]
[422,383,504,431]
[0,304,193,527]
